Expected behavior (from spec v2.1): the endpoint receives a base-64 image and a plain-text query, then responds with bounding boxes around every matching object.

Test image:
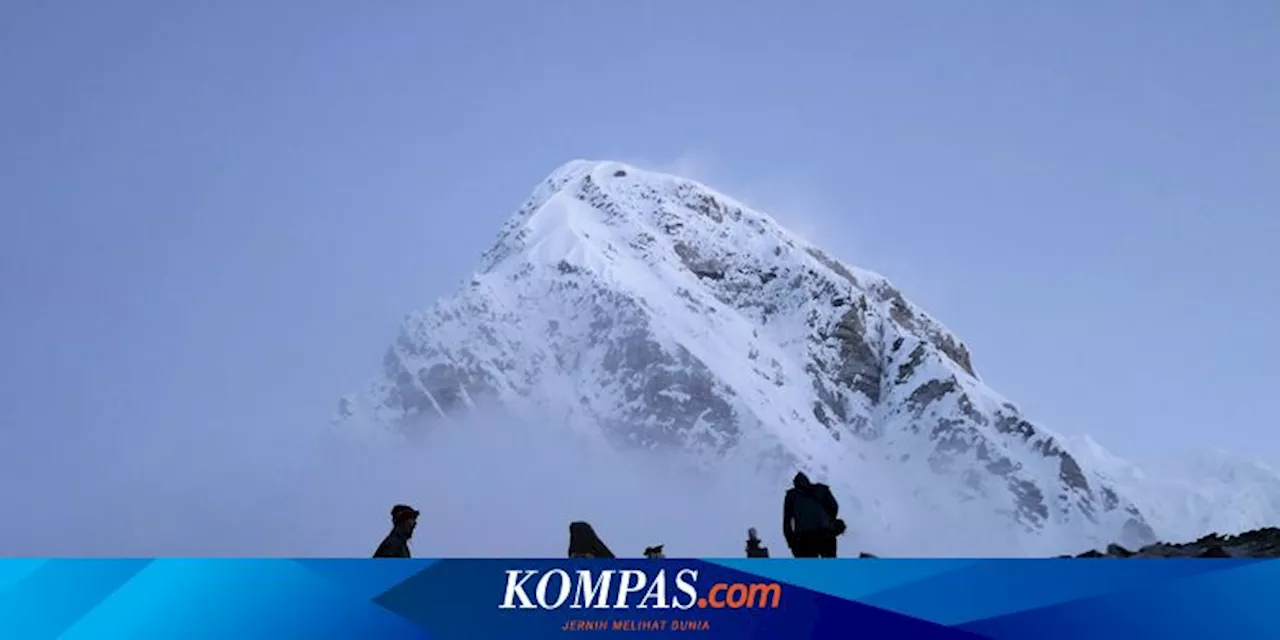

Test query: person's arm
[782,492,795,546]
[819,485,839,517]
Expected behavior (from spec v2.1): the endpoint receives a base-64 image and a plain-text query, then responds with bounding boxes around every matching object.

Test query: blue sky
[1,0,1278,529]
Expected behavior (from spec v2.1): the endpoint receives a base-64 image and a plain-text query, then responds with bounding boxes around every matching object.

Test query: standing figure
[745,527,770,558]
[568,521,616,558]
[782,472,845,558]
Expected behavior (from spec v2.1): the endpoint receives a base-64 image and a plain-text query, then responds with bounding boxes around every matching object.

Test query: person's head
[391,504,420,537]
[793,471,811,489]
[747,527,759,541]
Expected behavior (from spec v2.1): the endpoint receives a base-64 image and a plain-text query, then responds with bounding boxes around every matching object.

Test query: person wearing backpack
[782,472,846,558]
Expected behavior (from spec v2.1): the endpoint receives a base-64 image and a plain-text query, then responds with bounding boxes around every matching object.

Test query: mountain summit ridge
[338,159,1223,553]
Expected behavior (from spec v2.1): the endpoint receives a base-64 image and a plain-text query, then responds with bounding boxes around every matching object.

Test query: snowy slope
[338,159,1166,554]
[1064,435,1280,544]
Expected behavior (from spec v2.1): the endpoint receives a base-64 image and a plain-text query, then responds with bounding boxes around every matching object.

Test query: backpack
[790,489,836,535]
[811,483,848,535]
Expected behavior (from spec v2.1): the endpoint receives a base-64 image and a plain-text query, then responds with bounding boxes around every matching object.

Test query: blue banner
[1,558,1276,639]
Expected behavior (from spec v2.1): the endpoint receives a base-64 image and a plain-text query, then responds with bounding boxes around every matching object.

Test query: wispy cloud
[619,151,718,185]
[620,151,867,266]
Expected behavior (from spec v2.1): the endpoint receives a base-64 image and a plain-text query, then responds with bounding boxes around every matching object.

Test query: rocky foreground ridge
[842,527,1280,558]
[1066,527,1280,558]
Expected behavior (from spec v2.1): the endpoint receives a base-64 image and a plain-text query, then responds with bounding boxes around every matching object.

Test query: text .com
[498,568,782,610]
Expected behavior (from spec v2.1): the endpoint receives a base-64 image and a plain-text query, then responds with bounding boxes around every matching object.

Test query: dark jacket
[746,538,770,558]
[568,521,615,558]
[783,471,842,547]
[374,525,412,558]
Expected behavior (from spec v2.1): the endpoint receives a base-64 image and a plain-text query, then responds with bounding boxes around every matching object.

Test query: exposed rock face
[337,159,1159,552]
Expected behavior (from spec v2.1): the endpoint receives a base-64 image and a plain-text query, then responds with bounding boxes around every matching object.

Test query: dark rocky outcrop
[1065,527,1280,558]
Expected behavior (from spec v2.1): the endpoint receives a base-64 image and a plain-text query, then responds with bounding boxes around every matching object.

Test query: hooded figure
[568,521,616,558]
[374,504,419,558]
[782,472,844,558]
[745,527,770,558]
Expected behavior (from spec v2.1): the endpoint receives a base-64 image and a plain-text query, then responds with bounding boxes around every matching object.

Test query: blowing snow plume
[339,159,1218,557]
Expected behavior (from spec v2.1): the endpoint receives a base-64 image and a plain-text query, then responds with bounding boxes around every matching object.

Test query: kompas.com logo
[498,567,783,611]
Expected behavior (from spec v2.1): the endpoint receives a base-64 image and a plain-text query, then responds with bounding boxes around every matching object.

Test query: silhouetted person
[782,472,845,558]
[745,527,770,558]
[568,521,616,558]
[644,544,666,558]
[373,504,419,558]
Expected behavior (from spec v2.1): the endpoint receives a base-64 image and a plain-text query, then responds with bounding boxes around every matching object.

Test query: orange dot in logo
[697,597,707,608]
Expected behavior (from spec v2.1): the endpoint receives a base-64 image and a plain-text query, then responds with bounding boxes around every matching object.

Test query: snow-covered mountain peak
[479,159,977,380]
[338,159,1170,554]
[481,159,813,278]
